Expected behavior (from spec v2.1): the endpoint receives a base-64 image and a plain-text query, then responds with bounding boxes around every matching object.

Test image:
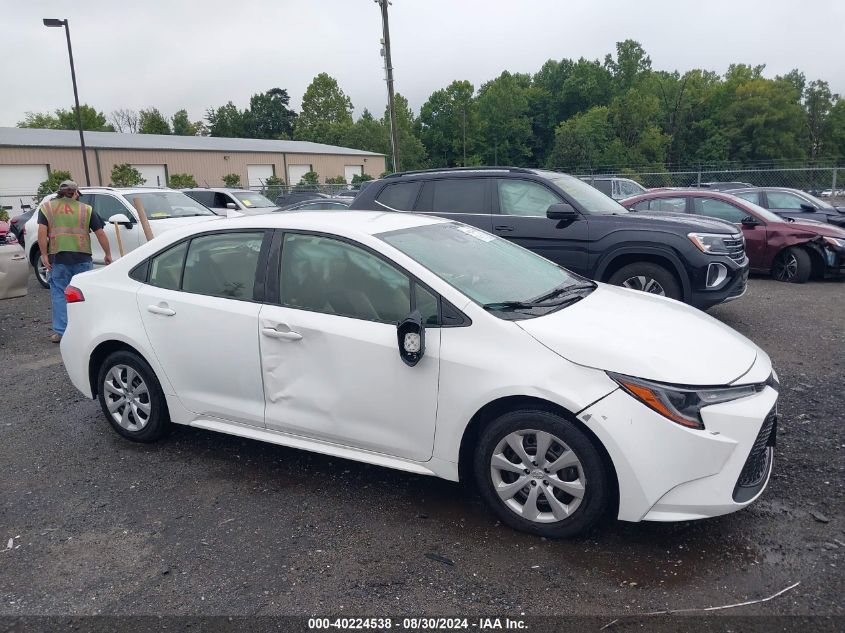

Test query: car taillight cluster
[65,286,85,303]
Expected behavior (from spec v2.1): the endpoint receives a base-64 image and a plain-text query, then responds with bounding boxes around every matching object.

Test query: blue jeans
[49,261,93,335]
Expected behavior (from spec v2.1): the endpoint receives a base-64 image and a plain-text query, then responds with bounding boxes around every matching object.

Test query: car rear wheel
[473,409,609,538]
[607,262,681,300]
[97,350,170,443]
[771,247,811,283]
[32,249,49,288]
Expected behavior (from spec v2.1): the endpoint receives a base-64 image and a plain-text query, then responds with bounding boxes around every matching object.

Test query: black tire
[771,247,812,284]
[96,350,170,443]
[31,248,49,289]
[607,262,681,300]
[473,409,609,538]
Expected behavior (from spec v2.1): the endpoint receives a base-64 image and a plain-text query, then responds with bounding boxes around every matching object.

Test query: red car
[621,190,845,283]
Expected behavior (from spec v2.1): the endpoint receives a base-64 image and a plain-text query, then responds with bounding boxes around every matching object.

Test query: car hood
[781,218,845,237]
[516,284,759,385]
[626,211,739,234]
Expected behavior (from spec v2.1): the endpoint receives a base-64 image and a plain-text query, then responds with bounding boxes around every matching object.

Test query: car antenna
[203,180,209,188]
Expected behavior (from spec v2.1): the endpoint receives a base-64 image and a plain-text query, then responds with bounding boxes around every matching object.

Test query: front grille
[723,235,746,264]
[733,408,777,501]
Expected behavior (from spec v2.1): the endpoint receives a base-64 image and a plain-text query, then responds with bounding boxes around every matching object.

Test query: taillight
[10,218,17,225]
[65,286,85,303]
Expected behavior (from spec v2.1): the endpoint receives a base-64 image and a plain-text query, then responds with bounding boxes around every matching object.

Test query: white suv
[59,211,779,538]
[25,187,219,287]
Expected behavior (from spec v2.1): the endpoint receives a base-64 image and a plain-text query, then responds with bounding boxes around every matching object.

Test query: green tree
[245,88,297,139]
[293,171,320,191]
[351,173,373,186]
[476,71,533,166]
[35,170,73,202]
[294,73,354,144]
[110,164,144,187]
[418,80,480,167]
[139,108,171,134]
[171,109,197,136]
[803,80,835,160]
[207,102,248,138]
[19,105,113,131]
[342,109,389,154]
[167,173,197,188]
[546,107,613,171]
[263,175,286,199]
[605,40,652,93]
[222,173,242,187]
[325,175,347,184]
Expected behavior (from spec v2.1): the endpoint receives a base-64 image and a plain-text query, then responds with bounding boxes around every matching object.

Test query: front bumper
[688,259,749,310]
[578,383,778,522]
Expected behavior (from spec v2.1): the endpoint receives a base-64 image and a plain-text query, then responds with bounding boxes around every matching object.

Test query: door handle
[262,327,302,341]
[494,224,515,232]
[147,304,176,316]
[11,254,26,261]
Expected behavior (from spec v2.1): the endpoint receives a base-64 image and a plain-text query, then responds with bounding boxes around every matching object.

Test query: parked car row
[622,189,845,283]
[349,167,749,309]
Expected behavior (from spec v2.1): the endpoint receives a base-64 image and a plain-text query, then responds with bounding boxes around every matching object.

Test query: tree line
[17,40,845,177]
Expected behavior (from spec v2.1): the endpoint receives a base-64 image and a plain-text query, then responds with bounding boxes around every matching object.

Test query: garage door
[287,164,311,186]
[247,164,274,188]
[131,165,167,187]
[0,165,48,215]
[344,165,363,184]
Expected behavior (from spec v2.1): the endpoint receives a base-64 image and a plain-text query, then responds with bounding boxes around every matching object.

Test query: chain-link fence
[575,166,844,204]
[248,181,359,202]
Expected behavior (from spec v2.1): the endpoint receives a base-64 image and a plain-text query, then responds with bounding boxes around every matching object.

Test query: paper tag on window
[455,225,495,242]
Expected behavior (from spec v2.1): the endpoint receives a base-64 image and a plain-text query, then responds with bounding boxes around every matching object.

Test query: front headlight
[688,232,734,255]
[822,236,844,248]
[608,372,760,430]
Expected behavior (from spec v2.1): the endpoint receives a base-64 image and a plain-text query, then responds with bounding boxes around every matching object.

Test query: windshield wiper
[529,281,595,305]
[482,301,537,312]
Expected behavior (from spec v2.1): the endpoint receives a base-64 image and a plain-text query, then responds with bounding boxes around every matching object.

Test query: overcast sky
[3,0,844,128]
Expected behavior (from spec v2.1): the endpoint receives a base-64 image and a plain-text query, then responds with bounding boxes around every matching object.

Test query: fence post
[832,167,838,195]
[697,166,701,187]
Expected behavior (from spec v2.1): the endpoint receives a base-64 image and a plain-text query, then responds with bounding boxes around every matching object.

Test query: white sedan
[60,211,779,537]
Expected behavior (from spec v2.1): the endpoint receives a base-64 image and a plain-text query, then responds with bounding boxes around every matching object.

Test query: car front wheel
[97,350,170,443]
[474,409,609,538]
[607,262,681,301]
[771,247,811,283]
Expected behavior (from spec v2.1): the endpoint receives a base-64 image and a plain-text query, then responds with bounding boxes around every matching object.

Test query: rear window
[428,178,487,214]
[375,182,421,211]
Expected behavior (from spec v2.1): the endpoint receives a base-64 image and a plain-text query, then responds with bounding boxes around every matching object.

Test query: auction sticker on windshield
[456,224,495,242]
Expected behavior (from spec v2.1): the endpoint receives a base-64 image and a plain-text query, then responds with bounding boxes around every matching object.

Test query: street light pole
[43,18,91,186]
[376,1,400,173]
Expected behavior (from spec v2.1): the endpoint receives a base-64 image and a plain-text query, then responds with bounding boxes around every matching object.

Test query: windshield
[800,191,834,209]
[126,192,215,220]
[233,191,276,208]
[378,222,591,316]
[731,197,786,223]
[533,170,629,215]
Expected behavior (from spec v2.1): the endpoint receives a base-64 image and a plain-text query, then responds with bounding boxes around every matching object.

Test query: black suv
[349,167,749,309]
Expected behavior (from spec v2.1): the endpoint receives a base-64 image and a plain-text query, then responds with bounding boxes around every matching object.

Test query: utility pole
[44,18,90,185]
[462,106,467,167]
[377,0,400,173]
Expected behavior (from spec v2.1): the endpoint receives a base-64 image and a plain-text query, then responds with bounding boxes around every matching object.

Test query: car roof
[205,210,449,237]
[183,188,256,194]
[622,189,752,203]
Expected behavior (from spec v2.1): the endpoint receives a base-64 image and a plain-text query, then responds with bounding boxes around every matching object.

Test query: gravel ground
[0,273,842,619]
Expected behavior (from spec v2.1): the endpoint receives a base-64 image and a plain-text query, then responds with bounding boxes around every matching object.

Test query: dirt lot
[0,273,842,621]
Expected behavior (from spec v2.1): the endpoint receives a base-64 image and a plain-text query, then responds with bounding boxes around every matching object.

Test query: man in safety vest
[37,180,113,343]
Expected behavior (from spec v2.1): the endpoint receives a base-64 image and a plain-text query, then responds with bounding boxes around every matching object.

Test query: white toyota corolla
[60,211,778,537]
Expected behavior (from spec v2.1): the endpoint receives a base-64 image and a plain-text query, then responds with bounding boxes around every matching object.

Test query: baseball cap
[58,179,79,190]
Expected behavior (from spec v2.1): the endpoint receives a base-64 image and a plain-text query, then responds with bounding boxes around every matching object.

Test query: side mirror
[226,202,238,210]
[799,203,815,212]
[108,213,132,227]
[397,310,425,367]
[741,215,760,227]
[546,203,579,221]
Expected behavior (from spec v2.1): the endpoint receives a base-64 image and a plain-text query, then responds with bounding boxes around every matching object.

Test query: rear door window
[426,178,487,214]
[766,191,805,209]
[651,197,687,213]
[182,232,265,300]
